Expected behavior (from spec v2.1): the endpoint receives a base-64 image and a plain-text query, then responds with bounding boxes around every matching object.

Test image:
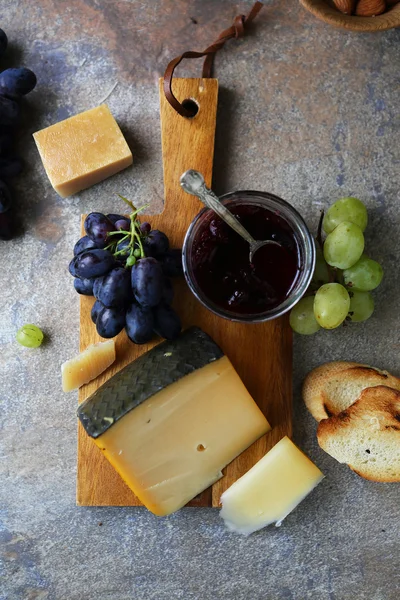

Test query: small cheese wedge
[62,340,116,392]
[78,328,271,516]
[33,104,132,198]
[220,436,324,535]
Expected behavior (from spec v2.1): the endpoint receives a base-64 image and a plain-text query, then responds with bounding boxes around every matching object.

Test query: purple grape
[125,303,154,344]
[0,132,13,155]
[74,277,94,296]
[0,96,19,127]
[0,29,7,58]
[114,218,130,231]
[153,303,181,340]
[161,277,174,305]
[159,249,183,277]
[69,249,115,279]
[0,211,13,240]
[143,230,169,257]
[73,235,98,255]
[0,180,11,213]
[106,213,126,225]
[92,276,103,299]
[84,212,116,248]
[96,306,126,338]
[94,267,132,308]
[0,157,23,178]
[91,299,104,324]
[140,222,151,235]
[0,68,37,98]
[131,257,164,307]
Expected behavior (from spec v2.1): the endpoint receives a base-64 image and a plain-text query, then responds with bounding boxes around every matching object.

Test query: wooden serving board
[77,78,292,507]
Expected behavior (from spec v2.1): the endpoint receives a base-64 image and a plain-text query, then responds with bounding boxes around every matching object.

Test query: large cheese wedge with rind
[77,327,271,516]
[220,436,324,535]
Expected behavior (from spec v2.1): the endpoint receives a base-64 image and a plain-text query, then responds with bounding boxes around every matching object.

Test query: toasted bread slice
[303,361,361,421]
[303,362,400,422]
[317,386,400,482]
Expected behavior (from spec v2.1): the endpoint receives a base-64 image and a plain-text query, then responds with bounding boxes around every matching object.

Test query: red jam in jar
[191,203,301,316]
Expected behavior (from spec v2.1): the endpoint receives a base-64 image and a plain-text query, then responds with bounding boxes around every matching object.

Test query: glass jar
[182,190,315,323]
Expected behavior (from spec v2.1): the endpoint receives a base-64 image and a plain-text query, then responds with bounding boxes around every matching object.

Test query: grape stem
[130,213,145,258]
[104,195,151,265]
[117,194,150,217]
[118,194,137,213]
[107,230,129,237]
[328,269,336,284]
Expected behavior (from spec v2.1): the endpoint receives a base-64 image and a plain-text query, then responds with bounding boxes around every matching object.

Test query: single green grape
[323,221,364,270]
[348,290,374,322]
[312,248,330,285]
[343,254,383,291]
[16,324,44,348]
[290,296,321,335]
[133,248,141,258]
[313,283,350,329]
[126,255,136,266]
[323,197,368,234]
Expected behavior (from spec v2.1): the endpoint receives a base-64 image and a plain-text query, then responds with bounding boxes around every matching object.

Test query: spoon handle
[180,170,256,246]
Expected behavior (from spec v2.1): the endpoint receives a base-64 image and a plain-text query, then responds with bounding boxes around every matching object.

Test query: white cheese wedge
[220,436,324,535]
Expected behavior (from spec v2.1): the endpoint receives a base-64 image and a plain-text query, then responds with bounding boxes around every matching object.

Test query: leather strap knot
[163,2,264,118]
[233,15,246,38]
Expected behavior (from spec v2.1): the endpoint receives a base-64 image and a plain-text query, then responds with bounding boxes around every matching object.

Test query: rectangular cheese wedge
[220,436,324,535]
[33,104,132,198]
[78,327,270,516]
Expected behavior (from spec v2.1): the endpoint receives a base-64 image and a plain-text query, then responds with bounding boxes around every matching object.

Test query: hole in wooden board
[197,443,206,452]
[182,98,199,118]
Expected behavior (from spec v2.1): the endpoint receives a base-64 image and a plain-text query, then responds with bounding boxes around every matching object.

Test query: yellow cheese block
[220,436,324,535]
[94,355,271,516]
[61,339,116,392]
[33,104,132,198]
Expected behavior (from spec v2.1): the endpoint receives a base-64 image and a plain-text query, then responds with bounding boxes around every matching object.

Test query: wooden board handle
[159,77,218,239]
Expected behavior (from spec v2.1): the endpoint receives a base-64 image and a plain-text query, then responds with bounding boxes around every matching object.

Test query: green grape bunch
[290,197,383,335]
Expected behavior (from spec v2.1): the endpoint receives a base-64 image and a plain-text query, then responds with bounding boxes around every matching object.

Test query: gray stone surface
[1,1,399,599]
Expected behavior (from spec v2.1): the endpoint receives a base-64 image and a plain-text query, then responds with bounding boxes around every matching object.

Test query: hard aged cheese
[62,339,116,392]
[33,104,132,198]
[77,328,271,516]
[220,436,324,535]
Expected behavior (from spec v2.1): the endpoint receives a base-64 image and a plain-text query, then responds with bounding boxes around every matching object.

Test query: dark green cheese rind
[77,327,224,438]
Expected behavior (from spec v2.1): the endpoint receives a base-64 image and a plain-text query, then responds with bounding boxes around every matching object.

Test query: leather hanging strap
[163,1,264,118]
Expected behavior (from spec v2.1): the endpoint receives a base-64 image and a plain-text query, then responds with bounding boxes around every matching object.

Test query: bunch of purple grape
[69,206,183,344]
[0,28,37,240]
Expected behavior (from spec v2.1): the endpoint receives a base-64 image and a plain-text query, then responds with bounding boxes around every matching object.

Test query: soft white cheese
[220,436,324,535]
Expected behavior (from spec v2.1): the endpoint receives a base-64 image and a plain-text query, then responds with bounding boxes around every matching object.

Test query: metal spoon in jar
[180,169,282,263]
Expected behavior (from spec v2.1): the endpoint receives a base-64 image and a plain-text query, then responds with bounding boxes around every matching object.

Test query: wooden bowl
[300,0,400,31]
